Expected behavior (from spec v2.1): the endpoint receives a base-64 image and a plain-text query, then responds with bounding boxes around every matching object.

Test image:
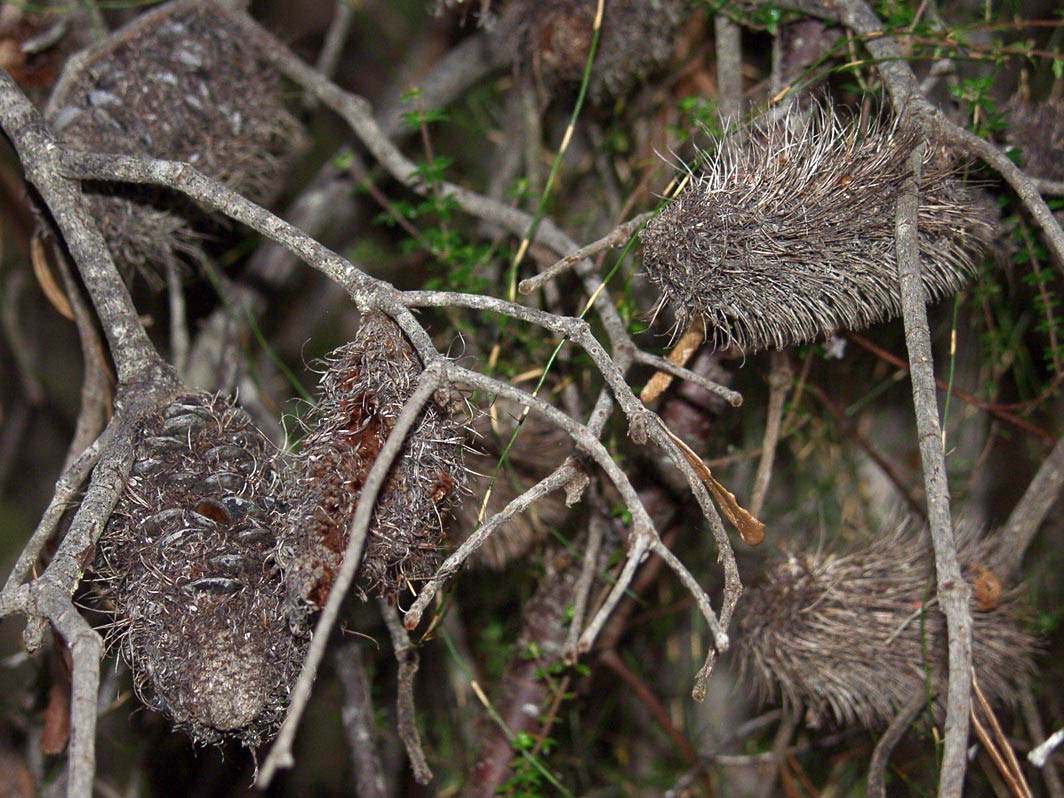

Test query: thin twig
[748,350,791,519]
[517,212,652,295]
[895,141,972,798]
[995,434,1064,581]
[334,642,387,798]
[563,510,607,661]
[259,367,444,783]
[380,600,433,785]
[868,691,928,798]
[1020,685,1064,798]
[755,704,801,798]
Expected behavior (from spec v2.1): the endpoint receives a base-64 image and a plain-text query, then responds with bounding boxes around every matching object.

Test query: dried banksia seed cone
[280,312,466,610]
[45,1,302,287]
[735,521,1036,729]
[1006,96,1064,182]
[498,0,689,103]
[641,102,996,353]
[98,393,306,747]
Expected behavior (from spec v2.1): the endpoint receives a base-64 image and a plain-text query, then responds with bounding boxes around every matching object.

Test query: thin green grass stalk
[507,0,606,302]
[940,294,962,453]
[441,631,575,798]
[201,259,313,403]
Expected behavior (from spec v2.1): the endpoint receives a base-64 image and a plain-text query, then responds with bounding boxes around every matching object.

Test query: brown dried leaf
[41,678,70,755]
[31,234,73,320]
[660,425,765,545]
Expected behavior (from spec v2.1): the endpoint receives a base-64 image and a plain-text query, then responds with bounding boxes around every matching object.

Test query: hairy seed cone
[98,393,306,747]
[499,0,688,104]
[734,521,1036,728]
[641,102,996,353]
[280,312,466,611]
[44,2,302,288]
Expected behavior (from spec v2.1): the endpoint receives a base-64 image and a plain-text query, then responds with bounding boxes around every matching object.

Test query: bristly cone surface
[280,312,466,612]
[44,1,302,287]
[97,393,307,747]
[498,0,689,103]
[641,102,996,353]
[735,521,1036,729]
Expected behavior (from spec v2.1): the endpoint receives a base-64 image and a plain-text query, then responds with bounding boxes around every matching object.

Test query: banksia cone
[641,103,996,353]
[1006,97,1064,182]
[498,0,688,103]
[735,521,1036,729]
[45,2,302,287]
[97,393,306,747]
[280,313,466,610]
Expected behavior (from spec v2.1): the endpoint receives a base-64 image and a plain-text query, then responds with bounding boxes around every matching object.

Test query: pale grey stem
[755,704,801,798]
[167,261,190,378]
[649,536,726,651]
[379,600,433,785]
[403,462,581,629]
[377,31,509,140]
[334,643,387,798]
[867,691,927,798]
[714,15,743,121]
[995,434,1064,581]
[577,531,652,653]
[310,1,354,99]
[1021,685,1064,798]
[517,212,652,295]
[258,366,444,784]
[53,245,111,471]
[2,425,111,592]
[632,350,744,407]
[563,510,607,661]
[749,350,792,518]
[896,142,972,798]
[1035,178,1064,196]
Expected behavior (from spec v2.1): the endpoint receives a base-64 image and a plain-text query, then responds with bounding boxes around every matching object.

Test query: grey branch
[895,141,972,798]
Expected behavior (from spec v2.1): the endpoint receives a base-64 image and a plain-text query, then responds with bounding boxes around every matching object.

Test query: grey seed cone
[45,2,302,288]
[280,313,467,612]
[499,0,688,103]
[641,102,996,353]
[735,520,1036,729]
[97,393,306,747]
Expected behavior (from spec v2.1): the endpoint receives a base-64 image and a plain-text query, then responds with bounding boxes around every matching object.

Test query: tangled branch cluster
[0,0,1061,796]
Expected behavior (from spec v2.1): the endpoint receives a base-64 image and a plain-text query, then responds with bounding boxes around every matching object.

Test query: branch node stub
[22,615,48,654]
[563,458,590,507]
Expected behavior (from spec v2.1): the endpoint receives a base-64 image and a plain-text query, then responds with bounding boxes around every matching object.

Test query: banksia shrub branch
[2,0,1064,796]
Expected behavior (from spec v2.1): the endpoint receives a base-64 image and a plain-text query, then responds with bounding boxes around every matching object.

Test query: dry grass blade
[971,671,1033,798]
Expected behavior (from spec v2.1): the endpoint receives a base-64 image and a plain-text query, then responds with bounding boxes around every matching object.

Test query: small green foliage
[672,95,725,143]
[949,77,1007,137]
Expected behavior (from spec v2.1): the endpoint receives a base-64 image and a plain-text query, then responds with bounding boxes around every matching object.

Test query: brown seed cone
[280,313,466,610]
[498,0,689,103]
[734,520,1037,729]
[97,393,306,747]
[641,102,996,353]
[44,1,302,288]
